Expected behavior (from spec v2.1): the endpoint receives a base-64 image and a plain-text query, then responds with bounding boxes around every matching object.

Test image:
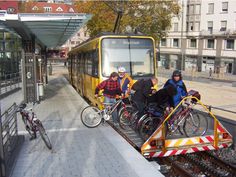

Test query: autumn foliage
[74,0,180,41]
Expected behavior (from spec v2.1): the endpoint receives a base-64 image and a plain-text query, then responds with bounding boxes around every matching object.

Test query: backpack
[131,79,145,91]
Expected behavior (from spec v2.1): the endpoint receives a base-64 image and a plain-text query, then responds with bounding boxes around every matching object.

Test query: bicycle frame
[20,109,38,132]
[166,106,192,132]
[103,99,124,116]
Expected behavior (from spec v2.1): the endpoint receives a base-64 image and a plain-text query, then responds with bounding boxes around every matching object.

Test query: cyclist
[147,84,177,109]
[131,76,158,119]
[117,66,133,102]
[95,72,122,125]
[164,70,187,107]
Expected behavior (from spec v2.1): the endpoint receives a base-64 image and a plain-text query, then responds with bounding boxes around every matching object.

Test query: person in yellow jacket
[117,66,133,100]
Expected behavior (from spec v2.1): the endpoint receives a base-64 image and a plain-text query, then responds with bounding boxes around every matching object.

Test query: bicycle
[118,94,137,130]
[17,103,52,150]
[81,97,130,128]
[139,91,209,140]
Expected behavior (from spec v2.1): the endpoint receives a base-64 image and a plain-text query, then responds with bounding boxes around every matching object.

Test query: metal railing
[0,103,23,177]
[0,72,21,96]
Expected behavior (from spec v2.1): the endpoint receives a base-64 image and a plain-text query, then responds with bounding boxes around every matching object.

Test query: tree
[74,0,180,42]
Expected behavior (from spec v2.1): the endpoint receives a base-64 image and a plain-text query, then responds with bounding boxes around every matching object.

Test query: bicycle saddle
[19,103,27,109]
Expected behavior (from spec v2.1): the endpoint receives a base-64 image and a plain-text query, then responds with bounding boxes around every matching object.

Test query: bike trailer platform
[141,96,233,158]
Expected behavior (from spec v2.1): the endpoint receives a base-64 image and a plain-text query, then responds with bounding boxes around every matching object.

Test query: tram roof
[0,13,91,48]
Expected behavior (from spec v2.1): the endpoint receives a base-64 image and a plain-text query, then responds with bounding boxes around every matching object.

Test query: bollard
[38,82,44,97]
[48,64,52,76]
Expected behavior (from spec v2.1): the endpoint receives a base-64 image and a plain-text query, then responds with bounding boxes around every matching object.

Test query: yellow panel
[165,137,200,147]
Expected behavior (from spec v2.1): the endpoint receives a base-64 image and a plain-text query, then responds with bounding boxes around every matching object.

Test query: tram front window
[101,38,154,77]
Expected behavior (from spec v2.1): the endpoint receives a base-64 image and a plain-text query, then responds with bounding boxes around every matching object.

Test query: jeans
[133,100,146,119]
[104,96,118,123]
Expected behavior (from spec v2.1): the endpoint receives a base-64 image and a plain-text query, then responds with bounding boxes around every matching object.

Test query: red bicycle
[17,103,52,150]
[139,90,209,141]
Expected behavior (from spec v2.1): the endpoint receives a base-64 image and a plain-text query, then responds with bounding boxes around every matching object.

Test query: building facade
[159,0,236,75]
[62,27,89,52]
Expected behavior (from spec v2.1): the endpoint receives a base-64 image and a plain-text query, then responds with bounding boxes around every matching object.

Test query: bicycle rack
[0,103,24,177]
[141,96,233,158]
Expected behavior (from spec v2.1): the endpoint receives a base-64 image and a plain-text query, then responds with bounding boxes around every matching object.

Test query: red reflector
[223,133,229,139]
[150,140,156,147]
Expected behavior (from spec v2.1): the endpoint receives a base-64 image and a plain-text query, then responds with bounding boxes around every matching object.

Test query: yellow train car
[68,34,157,108]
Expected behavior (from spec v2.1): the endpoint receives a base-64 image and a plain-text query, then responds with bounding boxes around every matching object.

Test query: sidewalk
[11,64,163,177]
[158,68,236,83]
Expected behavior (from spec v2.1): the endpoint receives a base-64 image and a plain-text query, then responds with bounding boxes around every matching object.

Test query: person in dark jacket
[164,70,187,107]
[95,72,122,125]
[147,84,177,108]
[131,77,158,118]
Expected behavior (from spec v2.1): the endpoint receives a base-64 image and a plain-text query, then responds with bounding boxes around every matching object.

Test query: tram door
[22,53,37,103]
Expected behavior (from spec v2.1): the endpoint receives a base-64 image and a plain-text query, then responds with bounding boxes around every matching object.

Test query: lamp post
[180,0,184,71]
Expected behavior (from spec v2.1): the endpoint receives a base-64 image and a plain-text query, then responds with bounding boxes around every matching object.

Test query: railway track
[160,151,236,177]
[108,120,236,177]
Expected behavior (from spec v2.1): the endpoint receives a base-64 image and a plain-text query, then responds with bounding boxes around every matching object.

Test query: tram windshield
[101,38,155,77]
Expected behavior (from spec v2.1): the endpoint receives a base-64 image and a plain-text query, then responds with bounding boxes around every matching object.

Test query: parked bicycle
[81,96,131,128]
[139,90,209,141]
[17,103,52,150]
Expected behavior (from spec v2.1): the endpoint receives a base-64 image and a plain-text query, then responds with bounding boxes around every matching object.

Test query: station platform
[10,64,163,177]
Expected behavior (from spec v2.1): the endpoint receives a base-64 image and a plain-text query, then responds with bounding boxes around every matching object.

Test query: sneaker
[114,122,119,127]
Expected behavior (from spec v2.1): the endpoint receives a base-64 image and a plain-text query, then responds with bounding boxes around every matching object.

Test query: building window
[161,39,166,46]
[76,41,80,45]
[186,22,189,31]
[189,22,194,31]
[44,7,52,12]
[56,7,63,12]
[226,39,234,49]
[71,41,75,45]
[207,39,214,49]
[220,21,227,31]
[194,22,200,31]
[32,6,39,11]
[208,3,214,14]
[69,7,74,13]
[84,32,87,37]
[77,33,80,37]
[190,39,197,48]
[195,4,200,14]
[189,5,194,15]
[173,23,178,32]
[7,7,16,14]
[207,21,213,33]
[173,38,179,47]
[222,2,228,12]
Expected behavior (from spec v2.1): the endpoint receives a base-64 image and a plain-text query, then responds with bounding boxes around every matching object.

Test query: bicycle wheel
[130,110,139,130]
[183,110,208,137]
[81,106,102,128]
[119,105,133,130]
[36,120,52,149]
[118,104,132,117]
[139,116,162,141]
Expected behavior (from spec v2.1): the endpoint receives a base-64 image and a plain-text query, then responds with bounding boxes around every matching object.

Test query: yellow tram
[68,34,157,107]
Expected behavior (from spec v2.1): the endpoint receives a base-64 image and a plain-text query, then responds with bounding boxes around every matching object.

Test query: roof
[0,0,18,13]
[21,2,76,13]
[0,13,91,48]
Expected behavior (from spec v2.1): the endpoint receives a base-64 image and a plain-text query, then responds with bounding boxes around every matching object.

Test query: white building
[62,27,89,51]
[159,0,236,75]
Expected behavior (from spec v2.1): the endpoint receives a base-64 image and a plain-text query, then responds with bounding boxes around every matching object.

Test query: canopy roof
[0,13,91,48]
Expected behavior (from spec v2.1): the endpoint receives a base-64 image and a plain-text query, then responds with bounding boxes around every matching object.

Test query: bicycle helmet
[172,70,182,80]
[118,66,126,73]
